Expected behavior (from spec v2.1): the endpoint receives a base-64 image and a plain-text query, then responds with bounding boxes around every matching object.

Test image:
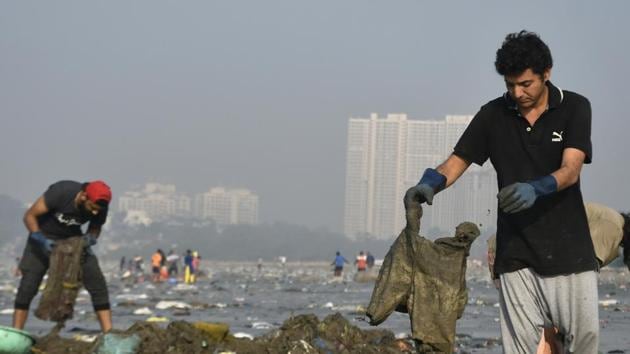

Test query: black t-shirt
[453,82,598,276]
[37,180,108,240]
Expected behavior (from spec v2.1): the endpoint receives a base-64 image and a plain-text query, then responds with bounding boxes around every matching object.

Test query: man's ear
[79,191,87,201]
[543,68,551,82]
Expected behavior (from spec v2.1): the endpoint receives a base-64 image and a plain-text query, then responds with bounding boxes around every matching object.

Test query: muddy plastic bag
[367,202,480,353]
[35,236,85,322]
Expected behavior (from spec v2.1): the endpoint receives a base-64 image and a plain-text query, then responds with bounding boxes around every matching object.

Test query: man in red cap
[13,180,113,332]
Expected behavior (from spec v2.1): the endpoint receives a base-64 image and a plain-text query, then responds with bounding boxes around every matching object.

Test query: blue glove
[83,234,98,247]
[498,175,557,214]
[404,168,447,206]
[29,231,55,254]
[82,234,98,256]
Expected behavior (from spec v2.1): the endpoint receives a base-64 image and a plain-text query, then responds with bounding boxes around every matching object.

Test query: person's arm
[436,154,472,188]
[23,196,56,253]
[23,196,49,233]
[551,147,585,191]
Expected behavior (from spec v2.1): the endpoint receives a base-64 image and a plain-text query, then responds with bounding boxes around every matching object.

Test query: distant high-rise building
[194,187,259,225]
[344,113,497,239]
[118,183,191,221]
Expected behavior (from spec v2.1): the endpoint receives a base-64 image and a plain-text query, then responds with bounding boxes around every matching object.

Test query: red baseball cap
[85,180,112,204]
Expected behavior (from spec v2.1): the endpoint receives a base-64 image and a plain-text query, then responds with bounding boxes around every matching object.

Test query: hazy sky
[1,1,628,231]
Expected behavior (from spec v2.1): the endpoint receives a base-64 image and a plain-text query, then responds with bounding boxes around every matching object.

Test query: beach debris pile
[31,313,413,354]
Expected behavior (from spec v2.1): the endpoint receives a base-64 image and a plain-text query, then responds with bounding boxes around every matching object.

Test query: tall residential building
[118,183,191,221]
[194,187,259,225]
[344,113,497,239]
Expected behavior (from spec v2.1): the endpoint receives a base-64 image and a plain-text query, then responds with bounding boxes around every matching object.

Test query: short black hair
[495,30,553,77]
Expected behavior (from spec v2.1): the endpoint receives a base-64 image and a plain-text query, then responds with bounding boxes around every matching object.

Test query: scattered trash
[132,307,153,315]
[1,308,15,315]
[155,301,191,310]
[192,322,230,341]
[250,321,273,330]
[94,333,140,354]
[232,332,254,340]
[115,294,148,301]
[72,334,98,343]
[599,299,619,307]
[145,316,169,323]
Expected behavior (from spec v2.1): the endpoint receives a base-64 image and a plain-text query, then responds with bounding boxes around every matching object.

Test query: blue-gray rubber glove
[498,175,557,214]
[29,231,55,254]
[404,168,447,206]
[83,234,98,247]
[83,234,98,256]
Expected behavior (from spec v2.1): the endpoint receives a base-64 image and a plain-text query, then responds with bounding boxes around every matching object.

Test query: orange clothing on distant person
[356,255,367,271]
[152,253,162,268]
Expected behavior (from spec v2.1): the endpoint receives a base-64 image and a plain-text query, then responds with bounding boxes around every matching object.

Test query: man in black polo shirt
[405,31,598,353]
[13,180,113,333]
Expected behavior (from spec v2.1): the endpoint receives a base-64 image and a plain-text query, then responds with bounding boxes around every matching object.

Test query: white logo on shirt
[55,213,82,226]
[552,131,563,142]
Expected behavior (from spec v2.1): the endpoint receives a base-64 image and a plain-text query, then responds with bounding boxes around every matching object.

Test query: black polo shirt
[454,82,598,276]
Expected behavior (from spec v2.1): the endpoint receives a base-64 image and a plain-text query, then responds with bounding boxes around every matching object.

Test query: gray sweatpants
[499,268,598,354]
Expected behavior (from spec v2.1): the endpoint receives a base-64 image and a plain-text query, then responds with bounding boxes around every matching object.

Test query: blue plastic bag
[95,333,140,354]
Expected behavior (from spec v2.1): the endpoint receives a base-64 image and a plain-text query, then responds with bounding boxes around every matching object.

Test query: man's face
[78,193,104,216]
[504,68,550,110]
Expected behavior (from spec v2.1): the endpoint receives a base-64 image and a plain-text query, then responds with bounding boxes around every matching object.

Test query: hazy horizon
[2,1,629,232]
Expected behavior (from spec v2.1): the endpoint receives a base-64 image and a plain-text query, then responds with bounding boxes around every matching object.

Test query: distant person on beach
[119,256,126,273]
[366,252,375,270]
[184,249,195,284]
[257,258,263,272]
[166,250,180,276]
[405,31,598,352]
[133,254,143,272]
[331,251,348,277]
[355,251,367,272]
[158,249,166,267]
[191,251,201,282]
[13,180,113,332]
[151,249,163,282]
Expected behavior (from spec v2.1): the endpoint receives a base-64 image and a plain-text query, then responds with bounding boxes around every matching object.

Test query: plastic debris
[115,294,148,301]
[94,333,140,354]
[72,334,97,343]
[146,316,169,323]
[132,307,153,315]
[155,301,191,310]
[192,322,230,341]
[600,299,619,306]
[233,332,254,340]
[0,308,15,315]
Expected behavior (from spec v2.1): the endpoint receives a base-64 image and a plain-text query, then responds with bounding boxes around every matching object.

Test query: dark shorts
[15,239,110,311]
[152,266,160,274]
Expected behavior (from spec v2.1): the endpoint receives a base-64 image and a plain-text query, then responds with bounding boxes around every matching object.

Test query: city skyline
[117,182,259,226]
